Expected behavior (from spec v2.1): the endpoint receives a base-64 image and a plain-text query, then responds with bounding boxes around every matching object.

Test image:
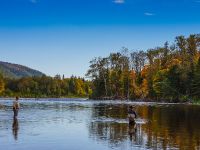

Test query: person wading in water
[13,96,20,118]
[128,105,137,124]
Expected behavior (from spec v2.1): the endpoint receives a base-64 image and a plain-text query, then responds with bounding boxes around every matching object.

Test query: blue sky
[0,0,200,77]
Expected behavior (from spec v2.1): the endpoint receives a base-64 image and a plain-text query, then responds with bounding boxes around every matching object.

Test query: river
[0,99,200,150]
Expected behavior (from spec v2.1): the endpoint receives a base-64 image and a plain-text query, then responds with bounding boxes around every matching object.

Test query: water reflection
[128,123,136,142]
[89,103,200,149]
[12,116,19,141]
[0,99,200,150]
[89,104,147,149]
[141,105,200,150]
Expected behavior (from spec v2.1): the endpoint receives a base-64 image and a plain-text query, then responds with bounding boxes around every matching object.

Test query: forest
[0,74,92,98]
[86,34,200,102]
[0,34,200,102]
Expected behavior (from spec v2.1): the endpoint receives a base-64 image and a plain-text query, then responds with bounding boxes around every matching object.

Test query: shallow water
[0,99,200,150]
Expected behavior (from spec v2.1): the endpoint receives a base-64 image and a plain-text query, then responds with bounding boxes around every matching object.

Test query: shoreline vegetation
[86,34,200,103]
[0,34,200,104]
[0,75,92,99]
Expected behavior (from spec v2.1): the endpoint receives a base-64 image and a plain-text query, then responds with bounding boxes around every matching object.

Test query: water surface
[0,99,200,150]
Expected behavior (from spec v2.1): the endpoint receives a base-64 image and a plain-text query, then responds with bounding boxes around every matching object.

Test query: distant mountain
[0,61,45,78]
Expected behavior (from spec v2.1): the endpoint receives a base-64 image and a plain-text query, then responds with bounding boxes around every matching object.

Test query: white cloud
[113,0,125,4]
[144,12,155,16]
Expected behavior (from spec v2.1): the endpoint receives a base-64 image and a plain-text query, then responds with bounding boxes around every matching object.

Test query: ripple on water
[91,117,148,124]
[0,99,200,150]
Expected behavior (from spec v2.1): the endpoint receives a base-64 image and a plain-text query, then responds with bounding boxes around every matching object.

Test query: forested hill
[0,61,45,78]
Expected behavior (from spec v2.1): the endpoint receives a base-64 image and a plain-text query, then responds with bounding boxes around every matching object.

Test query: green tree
[0,74,5,94]
[192,58,200,97]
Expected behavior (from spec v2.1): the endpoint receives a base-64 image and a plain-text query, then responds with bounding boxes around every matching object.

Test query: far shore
[0,97,88,100]
[0,97,199,105]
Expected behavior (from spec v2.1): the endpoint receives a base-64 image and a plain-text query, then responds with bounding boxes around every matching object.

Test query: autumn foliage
[87,34,200,102]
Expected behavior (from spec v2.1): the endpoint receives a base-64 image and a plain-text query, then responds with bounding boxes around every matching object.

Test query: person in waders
[13,96,20,118]
[128,106,137,141]
[128,105,137,124]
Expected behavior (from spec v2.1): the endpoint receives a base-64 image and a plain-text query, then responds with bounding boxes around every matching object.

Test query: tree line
[0,74,92,98]
[0,34,200,102]
[86,34,200,102]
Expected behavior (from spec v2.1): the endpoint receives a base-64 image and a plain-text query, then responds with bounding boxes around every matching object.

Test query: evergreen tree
[192,58,200,97]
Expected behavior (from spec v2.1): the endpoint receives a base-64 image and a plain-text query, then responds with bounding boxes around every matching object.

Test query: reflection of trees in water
[91,104,127,119]
[89,104,147,148]
[89,122,127,144]
[128,123,145,145]
[89,104,200,150]
[89,122,146,148]
[140,105,200,150]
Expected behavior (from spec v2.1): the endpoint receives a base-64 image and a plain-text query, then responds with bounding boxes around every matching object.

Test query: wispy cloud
[195,0,200,3]
[144,12,155,16]
[113,0,125,4]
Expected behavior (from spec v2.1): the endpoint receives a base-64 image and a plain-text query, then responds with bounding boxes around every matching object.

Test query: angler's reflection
[12,116,19,141]
[128,123,137,142]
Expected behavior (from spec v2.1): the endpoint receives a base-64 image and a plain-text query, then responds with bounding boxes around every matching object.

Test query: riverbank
[1,96,200,105]
[0,96,88,100]
[90,96,200,104]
